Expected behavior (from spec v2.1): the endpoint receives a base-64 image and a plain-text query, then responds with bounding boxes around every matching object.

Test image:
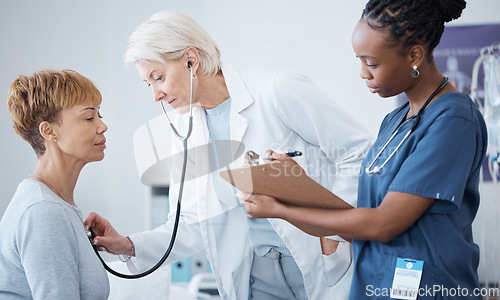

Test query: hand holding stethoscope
[87,62,196,279]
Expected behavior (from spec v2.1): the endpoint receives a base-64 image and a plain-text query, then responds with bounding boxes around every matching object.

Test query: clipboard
[219,161,352,209]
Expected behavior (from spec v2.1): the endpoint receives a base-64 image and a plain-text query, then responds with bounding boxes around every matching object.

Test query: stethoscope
[365,77,449,174]
[88,61,195,279]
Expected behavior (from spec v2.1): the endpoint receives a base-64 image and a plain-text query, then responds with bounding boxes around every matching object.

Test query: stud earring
[412,66,420,78]
[54,138,57,142]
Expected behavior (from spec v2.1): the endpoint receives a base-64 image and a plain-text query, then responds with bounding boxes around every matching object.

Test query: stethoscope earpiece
[91,60,195,279]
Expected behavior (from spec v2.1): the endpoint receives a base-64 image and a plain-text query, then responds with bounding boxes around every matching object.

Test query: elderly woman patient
[0,69,109,299]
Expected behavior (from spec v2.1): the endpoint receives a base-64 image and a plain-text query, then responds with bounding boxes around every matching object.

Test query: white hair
[124,11,221,76]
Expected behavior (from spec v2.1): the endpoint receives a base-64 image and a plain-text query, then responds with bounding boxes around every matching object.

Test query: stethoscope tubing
[91,66,195,279]
[161,67,194,141]
[365,77,449,174]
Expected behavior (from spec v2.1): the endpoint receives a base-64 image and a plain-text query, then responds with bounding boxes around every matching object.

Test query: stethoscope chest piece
[87,226,96,244]
[365,165,381,174]
[89,63,195,279]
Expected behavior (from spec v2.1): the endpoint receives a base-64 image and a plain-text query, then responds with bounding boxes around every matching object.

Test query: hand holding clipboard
[219,151,352,210]
[220,150,352,237]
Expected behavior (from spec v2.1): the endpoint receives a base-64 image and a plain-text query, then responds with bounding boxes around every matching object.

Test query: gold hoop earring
[412,66,420,78]
[192,74,197,80]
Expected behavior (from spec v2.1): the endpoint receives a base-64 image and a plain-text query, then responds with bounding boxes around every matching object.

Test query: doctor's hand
[84,212,134,257]
[237,192,286,219]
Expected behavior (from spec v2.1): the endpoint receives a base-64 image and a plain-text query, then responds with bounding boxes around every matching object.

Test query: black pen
[263,151,302,160]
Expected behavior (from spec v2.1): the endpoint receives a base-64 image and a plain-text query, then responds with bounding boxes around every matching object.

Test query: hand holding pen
[238,149,304,218]
[263,150,302,161]
[244,150,302,166]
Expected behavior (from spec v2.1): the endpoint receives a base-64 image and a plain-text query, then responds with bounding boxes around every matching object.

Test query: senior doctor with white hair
[85,10,372,300]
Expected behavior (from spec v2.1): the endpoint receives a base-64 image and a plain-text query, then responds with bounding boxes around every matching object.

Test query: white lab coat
[128,64,373,299]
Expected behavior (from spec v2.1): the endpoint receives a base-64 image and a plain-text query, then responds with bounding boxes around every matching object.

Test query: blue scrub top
[350,92,487,299]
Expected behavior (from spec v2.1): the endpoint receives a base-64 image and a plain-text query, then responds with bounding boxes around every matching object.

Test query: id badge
[390,257,424,300]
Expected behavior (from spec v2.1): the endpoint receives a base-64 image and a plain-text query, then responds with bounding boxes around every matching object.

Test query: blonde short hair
[7,69,102,156]
[124,10,221,76]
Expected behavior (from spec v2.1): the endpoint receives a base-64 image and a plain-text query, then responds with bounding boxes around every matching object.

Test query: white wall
[0,0,499,249]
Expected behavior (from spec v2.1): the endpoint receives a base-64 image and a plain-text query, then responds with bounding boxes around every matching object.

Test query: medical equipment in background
[365,77,449,174]
[471,42,500,297]
[88,62,195,279]
[472,43,500,158]
[188,273,220,300]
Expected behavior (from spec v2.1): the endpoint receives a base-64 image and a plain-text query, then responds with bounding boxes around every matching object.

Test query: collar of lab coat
[188,63,253,215]
[183,62,253,148]
[221,62,254,113]
[222,63,251,166]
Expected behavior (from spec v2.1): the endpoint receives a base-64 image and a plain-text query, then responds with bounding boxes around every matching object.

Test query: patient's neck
[31,152,84,206]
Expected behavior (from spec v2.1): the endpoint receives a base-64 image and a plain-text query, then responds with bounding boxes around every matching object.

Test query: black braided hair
[361,0,466,60]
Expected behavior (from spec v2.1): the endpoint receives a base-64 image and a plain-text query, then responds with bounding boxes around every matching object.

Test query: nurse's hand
[237,192,286,219]
[84,212,134,257]
[263,150,299,165]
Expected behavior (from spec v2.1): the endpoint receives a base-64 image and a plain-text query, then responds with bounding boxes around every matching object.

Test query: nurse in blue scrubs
[239,0,488,299]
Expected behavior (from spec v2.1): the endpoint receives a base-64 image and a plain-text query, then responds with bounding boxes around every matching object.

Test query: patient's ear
[39,121,57,142]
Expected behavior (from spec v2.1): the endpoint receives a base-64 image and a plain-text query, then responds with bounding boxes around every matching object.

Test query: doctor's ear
[39,121,58,143]
[185,47,200,71]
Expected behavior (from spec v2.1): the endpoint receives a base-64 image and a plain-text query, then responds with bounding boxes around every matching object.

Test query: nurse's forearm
[276,205,394,242]
[287,219,340,237]
[277,191,435,242]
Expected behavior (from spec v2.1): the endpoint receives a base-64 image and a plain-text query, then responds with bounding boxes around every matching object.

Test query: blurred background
[1,0,499,297]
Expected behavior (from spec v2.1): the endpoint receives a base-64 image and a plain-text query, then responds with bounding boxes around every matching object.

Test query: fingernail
[93,239,98,245]
[85,225,89,231]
